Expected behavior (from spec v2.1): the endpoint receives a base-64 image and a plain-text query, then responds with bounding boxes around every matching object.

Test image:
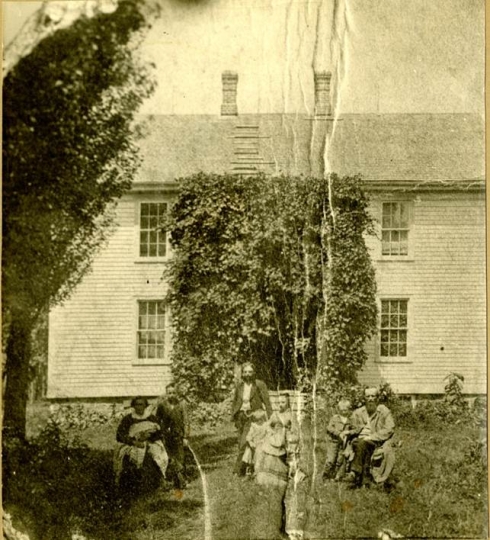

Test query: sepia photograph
[2,0,487,539]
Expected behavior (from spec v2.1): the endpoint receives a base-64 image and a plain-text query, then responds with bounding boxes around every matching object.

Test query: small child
[270,393,293,430]
[323,398,352,481]
[242,409,268,475]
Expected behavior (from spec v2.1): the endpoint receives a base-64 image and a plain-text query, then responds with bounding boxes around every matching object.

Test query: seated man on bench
[344,387,395,489]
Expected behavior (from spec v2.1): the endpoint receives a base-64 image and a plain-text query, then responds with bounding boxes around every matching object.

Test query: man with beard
[231,362,273,476]
[156,383,190,489]
[345,387,395,488]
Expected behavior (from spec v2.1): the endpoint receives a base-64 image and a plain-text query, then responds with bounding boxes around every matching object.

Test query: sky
[3,0,485,115]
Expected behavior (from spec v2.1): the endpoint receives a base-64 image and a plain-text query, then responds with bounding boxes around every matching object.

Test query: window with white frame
[381,202,410,256]
[139,202,167,258]
[380,299,408,358]
[137,300,166,361]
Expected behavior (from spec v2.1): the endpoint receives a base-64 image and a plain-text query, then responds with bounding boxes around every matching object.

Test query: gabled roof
[329,113,484,183]
[134,112,484,186]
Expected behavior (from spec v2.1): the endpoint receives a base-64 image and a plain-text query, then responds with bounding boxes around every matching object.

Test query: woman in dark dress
[114,397,168,495]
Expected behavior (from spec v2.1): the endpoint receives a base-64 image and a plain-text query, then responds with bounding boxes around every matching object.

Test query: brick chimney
[221,71,238,116]
[314,71,332,117]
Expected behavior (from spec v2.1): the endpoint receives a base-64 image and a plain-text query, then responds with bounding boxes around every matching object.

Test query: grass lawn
[4,402,487,539]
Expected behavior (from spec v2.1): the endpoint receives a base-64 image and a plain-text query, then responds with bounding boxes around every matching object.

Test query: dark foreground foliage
[3,0,157,439]
[3,421,199,540]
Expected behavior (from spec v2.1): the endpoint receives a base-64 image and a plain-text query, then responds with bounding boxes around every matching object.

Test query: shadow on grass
[3,435,202,540]
[192,433,237,465]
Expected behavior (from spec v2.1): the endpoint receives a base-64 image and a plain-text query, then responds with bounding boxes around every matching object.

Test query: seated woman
[114,397,169,494]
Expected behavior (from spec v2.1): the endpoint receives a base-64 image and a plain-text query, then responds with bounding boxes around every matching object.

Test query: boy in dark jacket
[155,383,190,489]
[323,398,352,480]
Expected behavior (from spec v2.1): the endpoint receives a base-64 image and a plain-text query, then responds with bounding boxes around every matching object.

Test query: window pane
[149,244,157,257]
[382,205,392,228]
[399,314,407,327]
[138,345,147,359]
[392,204,400,228]
[147,330,158,344]
[140,217,149,229]
[381,231,391,255]
[381,314,389,328]
[156,345,165,358]
[140,243,148,257]
[389,344,398,356]
[381,301,389,314]
[158,243,166,258]
[138,315,147,330]
[148,302,156,315]
[400,203,409,227]
[149,204,158,216]
[157,302,166,314]
[380,343,389,356]
[141,203,149,217]
[156,315,165,329]
[139,302,147,316]
[140,231,149,245]
[399,330,407,344]
[399,343,407,356]
[399,231,408,255]
[148,315,156,329]
[147,345,156,358]
[390,330,399,342]
[380,330,389,343]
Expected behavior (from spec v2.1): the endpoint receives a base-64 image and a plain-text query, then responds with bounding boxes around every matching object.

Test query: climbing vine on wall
[165,173,377,401]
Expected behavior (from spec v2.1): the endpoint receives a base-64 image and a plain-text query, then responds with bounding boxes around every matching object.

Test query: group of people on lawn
[114,383,189,492]
[231,363,396,539]
[232,363,396,490]
[115,362,395,516]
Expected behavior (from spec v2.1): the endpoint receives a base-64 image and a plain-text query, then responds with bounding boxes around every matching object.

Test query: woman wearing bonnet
[114,396,169,494]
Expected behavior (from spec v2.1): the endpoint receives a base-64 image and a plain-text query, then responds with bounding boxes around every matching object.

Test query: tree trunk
[3,309,33,440]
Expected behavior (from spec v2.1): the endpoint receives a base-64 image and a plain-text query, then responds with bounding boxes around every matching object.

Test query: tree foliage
[165,173,378,401]
[3,0,157,437]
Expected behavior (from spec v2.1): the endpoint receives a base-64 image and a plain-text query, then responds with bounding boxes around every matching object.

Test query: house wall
[359,189,486,394]
[48,186,486,398]
[48,191,175,398]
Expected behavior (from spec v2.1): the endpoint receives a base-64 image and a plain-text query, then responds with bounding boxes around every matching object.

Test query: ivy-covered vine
[165,173,377,401]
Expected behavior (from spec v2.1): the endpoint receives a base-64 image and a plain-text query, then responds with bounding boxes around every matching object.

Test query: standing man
[231,362,273,476]
[156,383,190,489]
[346,387,395,488]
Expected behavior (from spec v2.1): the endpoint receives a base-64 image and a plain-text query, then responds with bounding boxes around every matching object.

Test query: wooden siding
[48,189,486,398]
[359,191,486,394]
[48,193,174,398]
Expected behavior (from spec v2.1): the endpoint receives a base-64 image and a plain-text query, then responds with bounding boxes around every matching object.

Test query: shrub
[45,402,126,434]
[188,394,234,433]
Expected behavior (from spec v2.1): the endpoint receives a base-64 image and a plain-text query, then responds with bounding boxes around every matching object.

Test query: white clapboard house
[48,71,486,399]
